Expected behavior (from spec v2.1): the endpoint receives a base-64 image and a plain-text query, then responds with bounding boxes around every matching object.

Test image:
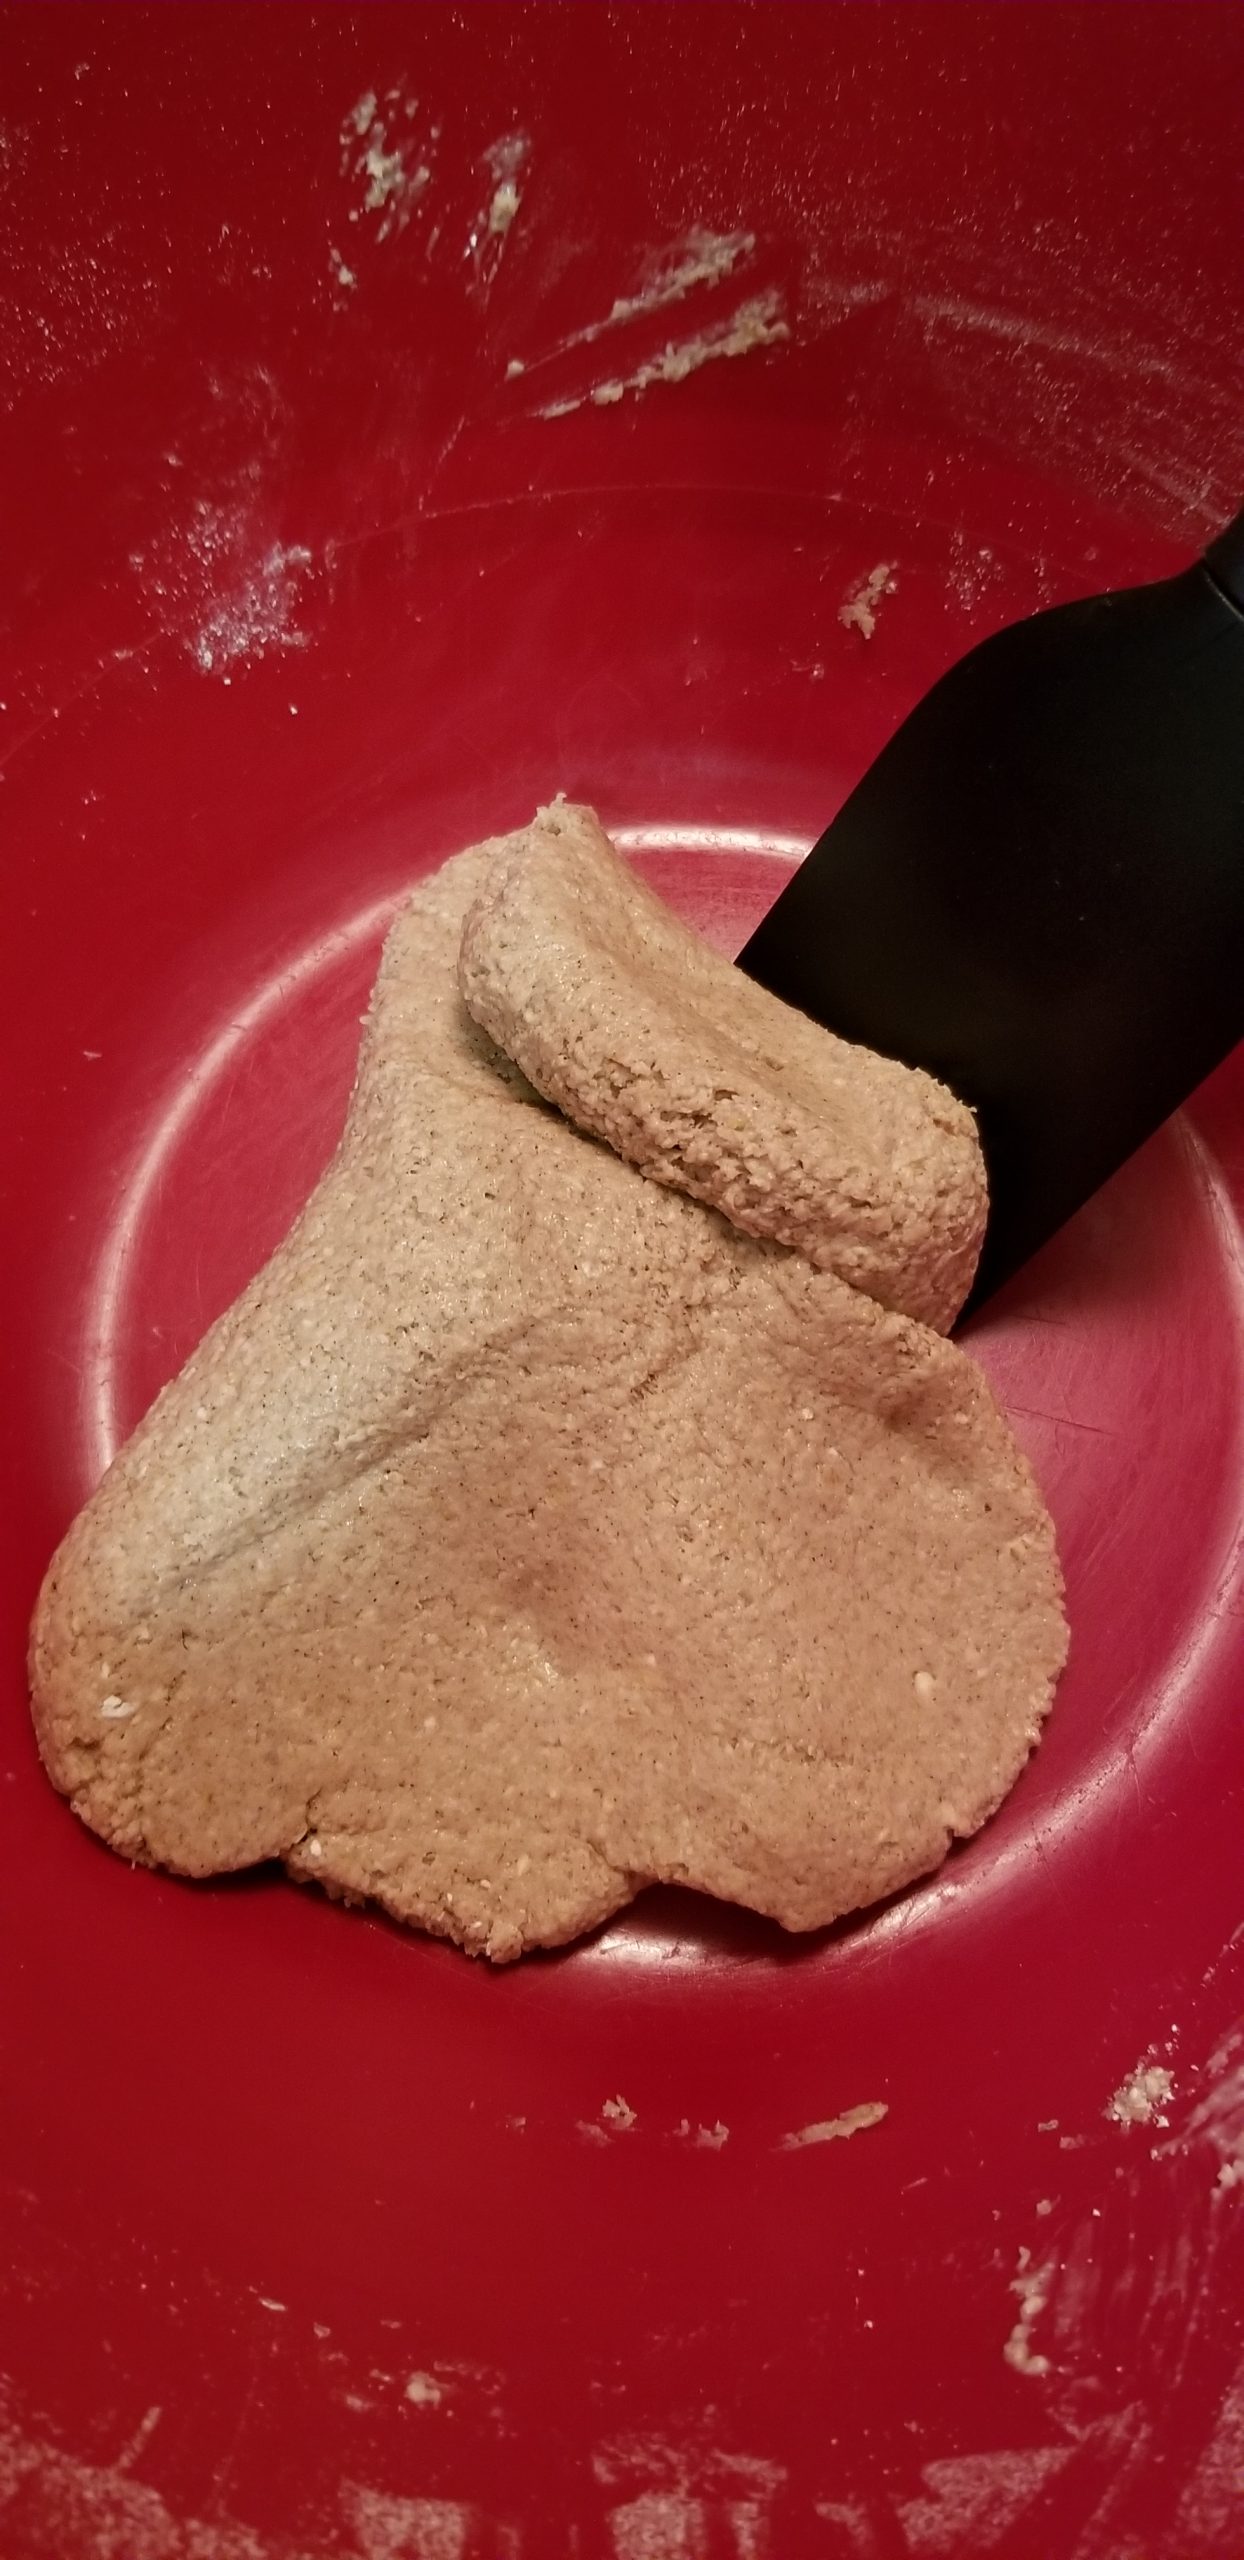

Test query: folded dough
[459,800,986,1331]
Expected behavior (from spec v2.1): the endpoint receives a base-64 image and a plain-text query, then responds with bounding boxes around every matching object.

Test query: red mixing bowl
[4,7,1244,2553]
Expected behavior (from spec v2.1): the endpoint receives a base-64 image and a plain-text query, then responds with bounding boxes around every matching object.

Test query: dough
[458,800,986,1331]
[30,824,1065,1959]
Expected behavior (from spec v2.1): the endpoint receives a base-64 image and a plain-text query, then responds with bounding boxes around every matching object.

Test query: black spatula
[739,510,1244,1307]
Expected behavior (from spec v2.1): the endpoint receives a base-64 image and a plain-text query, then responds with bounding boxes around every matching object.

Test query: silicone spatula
[738,510,1244,1308]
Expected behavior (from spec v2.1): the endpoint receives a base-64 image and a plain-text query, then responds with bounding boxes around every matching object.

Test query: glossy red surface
[4,7,1244,2554]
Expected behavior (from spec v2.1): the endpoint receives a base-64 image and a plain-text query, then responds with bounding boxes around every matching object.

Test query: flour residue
[1166,2026,1244,2192]
[343,2484,473,2560]
[1106,2054,1175,2129]
[675,2118,730,2150]
[602,2092,637,2131]
[800,272,892,328]
[1170,2347,1244,2545]
[191,539,313,676]
[484,134,528,241]
[404,2370,443,2408]
[839,563,897,639]
[113,2405,162,2473]
[515,226,757,383]
[607,2491,708,2559]
[340,88,434,242]
[0,241,161,405]
[947,530,1008,616]
[778,2102,887,2151]
[535,290,787,418]
[488,180,520,237]
[1003,2247,1053,2378]
[898,2445,1075,2555]
[814,2501,876,2550]
[128,496,316,677]
[0,2379,299,2559]
[911,289,1179,380]
[464,133,530,291]
[581,226,756,345]
[593,2437,787,2558]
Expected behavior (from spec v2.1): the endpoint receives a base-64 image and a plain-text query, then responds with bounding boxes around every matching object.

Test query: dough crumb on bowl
[778,2102,888,2150]
[1105,2057,1175,2127]
[839,560,897,638]
[1003,2248,1054,2379]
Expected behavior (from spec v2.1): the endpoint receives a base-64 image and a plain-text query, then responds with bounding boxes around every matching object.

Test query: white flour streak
[588,2445,790,2559]
[947,530,1006,616]
[484,134,528,240]
[126,489,316,676]
[339,89,433,243]
[535,292,787,417]
[1174,2029,1244,2166]
[608,2492,709,2559]
[727,2503,771,2560]
[114,2405,162,2473]
[812,2503,876,2552]
[343,2484,474,2560]
[801,274,892,326]
[1169,2349,1244,2547]
[466,134,530,289]
[509,226,757,380]
[578,228,755,348]
[898,2446,1075,2554]
[0,2379,315,2557]
[778,2102,887,2151]
[1003,2248,1054,2378]
[190,537,314,676]
[911,291,1179,381]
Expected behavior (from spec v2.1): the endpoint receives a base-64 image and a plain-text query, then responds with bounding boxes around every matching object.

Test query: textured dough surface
[458,800,987,1332]
[30,830,1065,1960]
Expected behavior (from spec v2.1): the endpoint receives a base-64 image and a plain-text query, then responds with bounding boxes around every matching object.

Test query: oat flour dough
[458,800,987,1332]
[30,820,1066,1959]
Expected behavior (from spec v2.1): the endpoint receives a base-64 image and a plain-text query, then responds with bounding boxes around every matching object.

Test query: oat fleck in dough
[458,800,986,1331]
[30,824,1066,1960]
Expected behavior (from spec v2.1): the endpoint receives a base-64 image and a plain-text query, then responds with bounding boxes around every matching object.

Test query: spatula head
[739,561,1244,1307]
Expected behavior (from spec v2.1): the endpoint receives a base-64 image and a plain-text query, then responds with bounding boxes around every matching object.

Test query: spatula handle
[1203,506,1244,615]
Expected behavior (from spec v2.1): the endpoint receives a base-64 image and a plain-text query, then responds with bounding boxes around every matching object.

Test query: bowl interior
[3,8,1244,2554]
